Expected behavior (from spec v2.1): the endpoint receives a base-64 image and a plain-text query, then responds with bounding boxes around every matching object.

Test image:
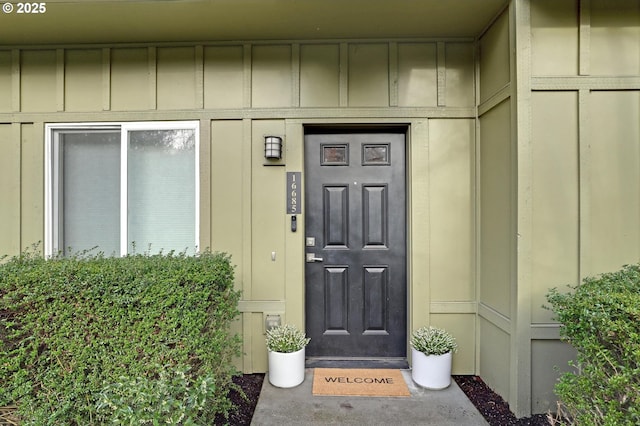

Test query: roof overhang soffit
[0,0,508,46]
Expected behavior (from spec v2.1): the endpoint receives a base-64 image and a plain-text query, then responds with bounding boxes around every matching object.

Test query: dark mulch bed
[214,373,265,425]
[223,374,552,426]
[453,376,551,426]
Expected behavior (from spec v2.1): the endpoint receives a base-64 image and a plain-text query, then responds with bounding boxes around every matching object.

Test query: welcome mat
[312,368,410,397]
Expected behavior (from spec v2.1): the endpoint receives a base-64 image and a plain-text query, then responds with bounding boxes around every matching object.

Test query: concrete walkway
[251,369,488,425]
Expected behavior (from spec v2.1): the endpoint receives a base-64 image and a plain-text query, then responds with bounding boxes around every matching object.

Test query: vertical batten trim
[284,120,305,339]
[241,117,253,372]
[56,49,64,111]
[199,118,211,250]
[148,46,157,110]
[241,312,253,373]
[243,44,252,108]
[195,45,204,109]
[579,0,591,76]
[241,118,253,299]
[437,42,446,107]
[389,42,398,107]
[23,122,44,250]
[578,89,590,280]
[102,48,111,111]
[11,49,20,112]
[291,44,300,107]
[240,118,253,372]
[12,123,22,251]
[409,119,430,333]
[339,43,348,107]
[473,37,482,375]
[511,0,533,417]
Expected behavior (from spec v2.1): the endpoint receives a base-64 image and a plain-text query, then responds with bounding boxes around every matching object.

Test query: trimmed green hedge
[546,264,640,426]
[0,249,242,425]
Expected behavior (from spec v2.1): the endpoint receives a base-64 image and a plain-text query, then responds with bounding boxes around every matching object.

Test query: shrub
[546,264,640,426]
[410,326,457,356]
[265,324,310,353]
[0,248,242,425]
[96,365,221,425]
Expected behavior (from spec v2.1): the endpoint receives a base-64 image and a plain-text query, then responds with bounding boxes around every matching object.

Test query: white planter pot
[411,347,452,390]
[268,347,306,388]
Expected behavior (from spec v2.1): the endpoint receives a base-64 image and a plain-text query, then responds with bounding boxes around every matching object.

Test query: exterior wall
[0,39,478,375]
[476,0,640,417]
[0,123,43,255]
[478,7,514,406]
[428,118,476,374]
[528,0,640,414]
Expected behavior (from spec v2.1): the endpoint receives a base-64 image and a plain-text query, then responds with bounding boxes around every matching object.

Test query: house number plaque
[287,172,301,214]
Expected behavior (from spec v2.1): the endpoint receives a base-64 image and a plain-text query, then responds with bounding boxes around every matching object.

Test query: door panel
[363,185,388,247]
[324,186,348,247]
[363,266,388,332]
[305,131,406,359]
[325,267,349,333]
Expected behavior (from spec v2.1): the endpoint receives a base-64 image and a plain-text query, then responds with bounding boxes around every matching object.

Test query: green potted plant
[410,326,458,389]
[265,324,310,388]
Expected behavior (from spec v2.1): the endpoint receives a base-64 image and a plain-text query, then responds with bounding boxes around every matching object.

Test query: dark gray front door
[304,130,406,360]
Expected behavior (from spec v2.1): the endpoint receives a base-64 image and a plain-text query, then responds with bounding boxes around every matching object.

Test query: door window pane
[363,144,390,165]
[322,144,349,165]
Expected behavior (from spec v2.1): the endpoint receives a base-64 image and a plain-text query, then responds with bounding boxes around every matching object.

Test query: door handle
[306,253,324,263]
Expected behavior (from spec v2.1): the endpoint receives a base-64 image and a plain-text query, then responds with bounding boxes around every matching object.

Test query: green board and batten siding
[477,0,640,416]
[0,41,478,377]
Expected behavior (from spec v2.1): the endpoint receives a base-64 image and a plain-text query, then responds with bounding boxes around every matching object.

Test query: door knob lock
[306,253,324,263]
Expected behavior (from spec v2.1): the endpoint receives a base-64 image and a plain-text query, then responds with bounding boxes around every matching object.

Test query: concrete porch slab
[250,369,488,425]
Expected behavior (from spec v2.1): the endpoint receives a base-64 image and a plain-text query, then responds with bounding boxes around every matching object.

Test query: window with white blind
[45,121,199,256]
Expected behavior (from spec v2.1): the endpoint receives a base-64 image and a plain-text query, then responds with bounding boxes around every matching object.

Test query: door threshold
[306,357,409,369]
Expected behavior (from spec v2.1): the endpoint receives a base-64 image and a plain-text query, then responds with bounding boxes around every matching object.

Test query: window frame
[45,121,200,257]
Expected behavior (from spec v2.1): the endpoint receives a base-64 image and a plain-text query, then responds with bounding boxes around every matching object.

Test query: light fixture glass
[264,136,283,159]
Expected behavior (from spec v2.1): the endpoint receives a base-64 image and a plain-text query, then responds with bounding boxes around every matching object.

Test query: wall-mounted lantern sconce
[264,136,283,160]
